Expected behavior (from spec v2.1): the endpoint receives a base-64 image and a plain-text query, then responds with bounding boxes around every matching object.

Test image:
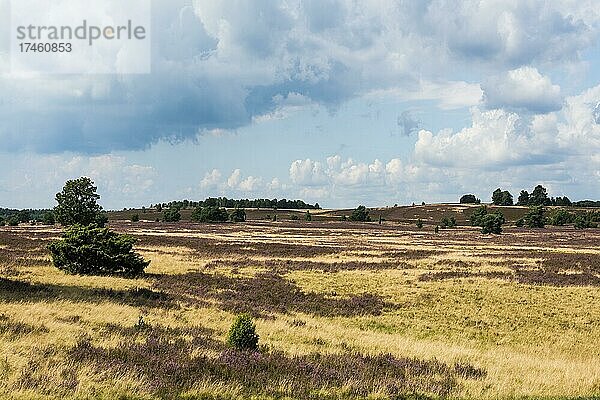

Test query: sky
[1,0,600,209]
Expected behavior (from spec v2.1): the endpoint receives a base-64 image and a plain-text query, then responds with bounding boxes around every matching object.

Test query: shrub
[547,209,573,226]
[480,212,505,234]
[440,216,456,228]
[523,206,546,228]
[48,224,149,277]
[416,219,423,229]
[349,205,370,222]
[0,217,4,226]
[574,213,599,229]
[469,206,488,226]
[305,211,312,221]
[192,206,228,223]
[7,217,19,226]
[227,314,259,351]
[515,218,524,227]
[130,214,140,222]
[290,214,299,220]
[163,207,181,222]
[229,208,246,222]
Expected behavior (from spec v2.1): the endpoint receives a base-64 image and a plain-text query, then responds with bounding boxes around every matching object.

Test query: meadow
[0,217,599,399]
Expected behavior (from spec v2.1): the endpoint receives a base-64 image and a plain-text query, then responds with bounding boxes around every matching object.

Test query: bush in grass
[523,206,546,228]
[227,314,259,351]
[48,224,149,277]
[547,209,573,226]
[229,208,246,222]
[469,206,488,226]
[480,212,505,234]
[162,207,181,222]
[305,211,312,221]
[349,205,370,222]
[440,216,456,228]
[191,206,229,222]
[574,213,598,229]
[42,211,55,225]
[416,219,423,229]
[130,214,140,222]
[7,216,19,226]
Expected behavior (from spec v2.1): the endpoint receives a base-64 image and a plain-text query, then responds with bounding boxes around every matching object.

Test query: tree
[162,207,181,222]
[349,205,370,222]
[574,213,598,229]
[229,208,246,222]
[460,194,480,204]
[492,189,513,205]
[480,212,505,234]
[517,190,530,206]
[530,185,550,206]
[54,177,107,227]
[48,224,149,277]
[523,206,546,228]
[191,206,228,223]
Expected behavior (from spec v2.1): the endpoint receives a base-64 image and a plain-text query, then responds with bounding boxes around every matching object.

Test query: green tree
[227,314,259,351]
[547,209,573,226]
[191,206,228,223]
[517,190,530,206]
[42,212,55,225]
[48,224,149,277]
[460,194,479,204]
[415,219,423,229]
[349,205,371,222]
[470,206,488,226]
[492,189,513,205]
[54,177,107,227]
[130,214,140,222]
[530,185,550,206]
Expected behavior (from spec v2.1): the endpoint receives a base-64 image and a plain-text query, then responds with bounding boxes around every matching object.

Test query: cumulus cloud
[483,67,562,113]
[1,1,597,153]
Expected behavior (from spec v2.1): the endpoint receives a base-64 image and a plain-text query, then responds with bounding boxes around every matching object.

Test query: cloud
[1,1,597,154]
[483,67,562,113]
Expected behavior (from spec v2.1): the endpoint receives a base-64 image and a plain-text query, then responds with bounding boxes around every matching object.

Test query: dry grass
[0,222,599,399]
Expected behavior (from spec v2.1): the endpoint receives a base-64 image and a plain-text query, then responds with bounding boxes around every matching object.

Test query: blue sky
[1,0,600,209]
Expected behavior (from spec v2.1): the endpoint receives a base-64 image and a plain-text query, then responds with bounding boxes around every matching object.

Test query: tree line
[150,197,320,211]
[460,184,595,207]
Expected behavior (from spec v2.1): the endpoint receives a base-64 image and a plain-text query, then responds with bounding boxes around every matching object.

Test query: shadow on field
[0,278,176,309]
[153,271,390,318]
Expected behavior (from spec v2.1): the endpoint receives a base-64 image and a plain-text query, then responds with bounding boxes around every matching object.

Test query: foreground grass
[0,222,599,399]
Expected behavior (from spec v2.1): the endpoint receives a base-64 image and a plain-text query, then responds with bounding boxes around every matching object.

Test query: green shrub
[42,212,55,225]
[305,211,312,221]
[523,206,546,228]
[0,217,4,226]
[515,218,524,227]
[480,212,505,234]
[130,214,140,222]
[191,206,228,222]
[349,205,370,222]
[416,219,423,229]
[440,216,456,228]
[227,314,259,351]
[229,208,246,222]
[547,209,573,226]
[163,207,181,222]
[290,214,299,220]
[574,213,598,229]
[469,206,488,226]
[7,217,19,226]
[48,224,149,277]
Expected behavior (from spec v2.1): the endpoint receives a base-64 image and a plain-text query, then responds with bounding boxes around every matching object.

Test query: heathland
[0,209,599,399]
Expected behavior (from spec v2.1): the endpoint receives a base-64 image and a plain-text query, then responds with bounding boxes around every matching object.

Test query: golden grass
[1,224,600,399]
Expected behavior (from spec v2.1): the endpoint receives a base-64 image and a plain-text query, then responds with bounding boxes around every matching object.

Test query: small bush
[192,206,228,223]
[547,209,573,226]
[523,206,546,228]
[440,216,456,228]
[416,219,423,229]
[469,206,488,226]
[48,224,149,277]
[42,212,55,225]
[229,208,246,223]
[227,314,259,351]
[305,211,312,221]
[7,217,19,226]
[290,214,299,220]
[480,212,505,234]
[349,205,370,222]
[130,214,140,222]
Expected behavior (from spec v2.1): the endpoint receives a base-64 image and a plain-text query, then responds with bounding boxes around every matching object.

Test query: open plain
[0,218,599,399]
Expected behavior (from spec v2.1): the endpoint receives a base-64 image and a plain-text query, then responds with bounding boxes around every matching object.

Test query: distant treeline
[460,185,600,208]
[0,208,50,220]
[150,197,321,210]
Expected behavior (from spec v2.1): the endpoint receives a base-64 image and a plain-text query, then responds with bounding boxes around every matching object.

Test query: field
[0,217,599,399]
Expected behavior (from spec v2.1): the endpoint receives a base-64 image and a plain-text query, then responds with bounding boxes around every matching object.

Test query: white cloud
[200,169,222,189]
[483,67,562,113]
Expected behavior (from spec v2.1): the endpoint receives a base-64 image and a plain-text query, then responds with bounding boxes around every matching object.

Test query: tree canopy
[54,177,107,226]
